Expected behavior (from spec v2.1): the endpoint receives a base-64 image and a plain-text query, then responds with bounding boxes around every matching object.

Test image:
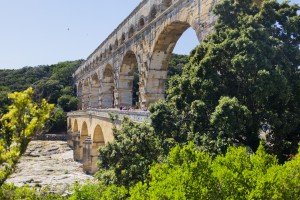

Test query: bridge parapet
[67,109,151,124]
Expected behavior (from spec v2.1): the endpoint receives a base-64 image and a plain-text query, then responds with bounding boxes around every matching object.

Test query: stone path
[6,140,94,194]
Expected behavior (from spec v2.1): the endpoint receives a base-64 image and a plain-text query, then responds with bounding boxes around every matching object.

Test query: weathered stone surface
[73,0,221,109]
[6,141,93,194]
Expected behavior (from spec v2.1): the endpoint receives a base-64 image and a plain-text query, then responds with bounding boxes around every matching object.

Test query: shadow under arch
[73,119,79,132]
[119,50,139,107]
[101,64,115,108]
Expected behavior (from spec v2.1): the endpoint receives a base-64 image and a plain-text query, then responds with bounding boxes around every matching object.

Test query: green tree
[97,118,163,188]
[58,95,78,112]
[130,143,300,199]
[151,0,300,161]
[0,87,53,185]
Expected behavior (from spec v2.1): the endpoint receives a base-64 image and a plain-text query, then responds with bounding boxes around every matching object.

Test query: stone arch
[90,73,100,108]
[163,0,172,8]
[145,20,199,106]
[81,121,89,137]
[121,33,126,45]
[139,17,145,30]
[128,26,135,38]
[101,64,115,108]
[149,5,157,22]
[77,81,83,110]
[109,45,112,55]
[119,50,139,107]
[92,125,105,144]
[73,119,78,132]
[114,39,119,49]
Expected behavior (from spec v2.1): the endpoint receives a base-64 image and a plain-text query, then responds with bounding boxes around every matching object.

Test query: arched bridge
[68,0,221,174]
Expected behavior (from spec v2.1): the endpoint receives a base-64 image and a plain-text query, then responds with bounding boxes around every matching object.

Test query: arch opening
[73,119,78,132]
[139,17,145,29]
[129,26,135,38]
[150,6,157,22]
[101,64,115,108]
[115,39,119,49]
[81,122,89,139]
[163,0,172,9]
[119,50,139,107]
[90,73,100,108]
[93,125,105,144]
[146,21,199,106]
[121,33,126,44]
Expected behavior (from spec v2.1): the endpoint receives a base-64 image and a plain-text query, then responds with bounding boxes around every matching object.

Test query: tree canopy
[151,0,300,161]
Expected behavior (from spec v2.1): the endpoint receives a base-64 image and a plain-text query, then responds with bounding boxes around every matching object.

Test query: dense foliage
[0,88,53,185]
[0,60,82,132]
[151,0,300,161]
[129,143,300,200]
[97,118,162,188]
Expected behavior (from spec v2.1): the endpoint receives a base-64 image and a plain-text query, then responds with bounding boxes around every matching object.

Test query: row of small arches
[69,119,105,144]
[83,0,174,71]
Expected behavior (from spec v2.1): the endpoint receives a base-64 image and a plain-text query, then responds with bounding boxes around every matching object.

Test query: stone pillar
[77,95,83,110]
[90,142,105,174]
[67,129,73,148]
[72,132,81,161]
[119,75,134,106]
[83,137,92,173]
[90,87,100,109]
[144,69,168,107]
[82,92,90,110]
[101,82,114,108]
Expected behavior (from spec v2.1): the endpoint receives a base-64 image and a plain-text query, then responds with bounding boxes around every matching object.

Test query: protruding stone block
[83,137,92,173]
[67,129,73,148]
[72,132,81,161]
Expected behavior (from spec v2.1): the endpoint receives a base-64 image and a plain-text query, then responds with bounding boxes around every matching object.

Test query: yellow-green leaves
[0,87,53,185]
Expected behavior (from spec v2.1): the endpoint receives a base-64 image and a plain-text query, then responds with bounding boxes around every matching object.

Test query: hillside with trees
[0,60,82,132]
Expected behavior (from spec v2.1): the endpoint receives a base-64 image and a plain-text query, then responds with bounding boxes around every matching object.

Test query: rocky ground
[6,140,94,194]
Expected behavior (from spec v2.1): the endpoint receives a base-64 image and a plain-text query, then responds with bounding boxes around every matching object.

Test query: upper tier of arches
[74,0,219,108]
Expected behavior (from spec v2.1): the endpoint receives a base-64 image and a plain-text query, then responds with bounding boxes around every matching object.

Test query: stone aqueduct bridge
[67,0,220,174]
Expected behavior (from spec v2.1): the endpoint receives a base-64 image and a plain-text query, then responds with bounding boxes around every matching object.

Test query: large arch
[90,73,100,108]
[101,64,115,108]
[119,50,139,107]
[77,81,83,110]
[144,21,199,106]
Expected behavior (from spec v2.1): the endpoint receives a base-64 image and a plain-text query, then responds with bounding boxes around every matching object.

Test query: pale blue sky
[0,0,299,69]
